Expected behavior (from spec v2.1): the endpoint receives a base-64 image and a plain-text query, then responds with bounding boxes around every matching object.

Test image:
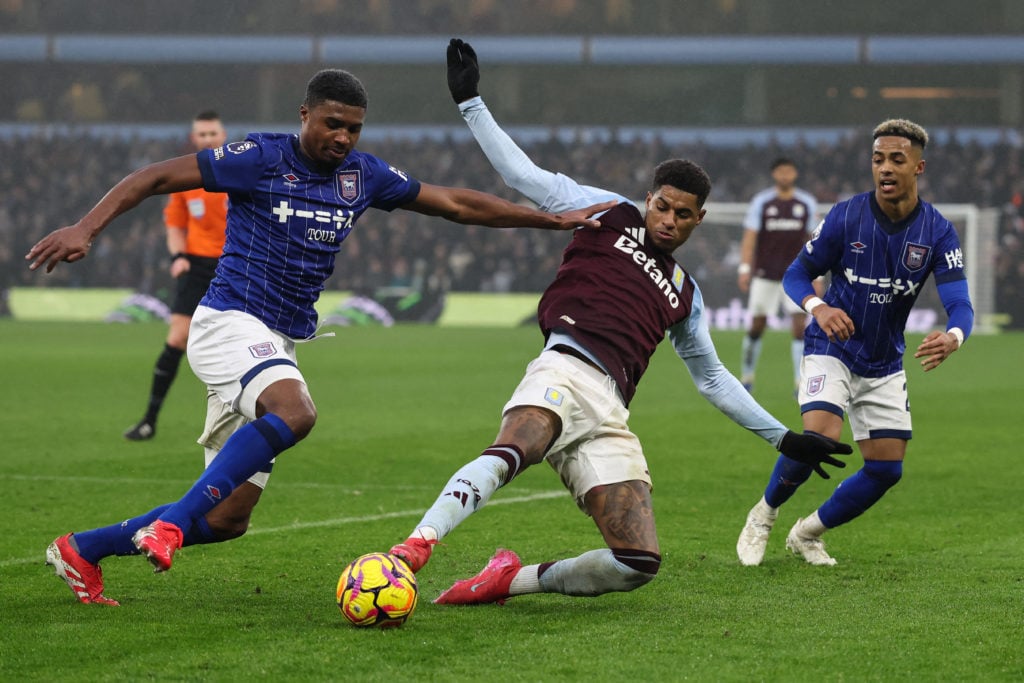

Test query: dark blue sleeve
[196,137,269,193]
[932,219,968,285]
[937,279,974,340]
[782,255,818,308]
[782,207,840,307]
[364,154,421,211]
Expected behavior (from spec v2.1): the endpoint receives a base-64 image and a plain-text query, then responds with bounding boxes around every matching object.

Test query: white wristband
[738,263,751,275]
[948,327,964,348]
[803,296,826,315]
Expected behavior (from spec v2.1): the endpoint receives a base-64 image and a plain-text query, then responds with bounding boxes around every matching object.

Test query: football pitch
[1,320,1020,681]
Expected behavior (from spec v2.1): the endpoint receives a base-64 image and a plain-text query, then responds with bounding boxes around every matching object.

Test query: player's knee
[287,405,317,440]
[269,402,317,441]
[864,460,903,488]
[611,548,661,591]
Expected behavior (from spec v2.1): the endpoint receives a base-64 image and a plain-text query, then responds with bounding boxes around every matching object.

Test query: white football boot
[736,498,777,566]
[785,517,837,566]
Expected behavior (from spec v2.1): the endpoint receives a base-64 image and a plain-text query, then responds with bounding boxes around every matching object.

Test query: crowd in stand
[2,128,1022,325]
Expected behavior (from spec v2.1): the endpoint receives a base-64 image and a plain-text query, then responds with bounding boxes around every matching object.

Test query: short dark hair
[194,110,220,122]
[305,69,368,109]
[771,157,796,171]
[873,118,928,150]
[652,159,712,207]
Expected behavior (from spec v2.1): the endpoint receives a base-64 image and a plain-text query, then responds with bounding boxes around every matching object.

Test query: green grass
[0,320,1021,682]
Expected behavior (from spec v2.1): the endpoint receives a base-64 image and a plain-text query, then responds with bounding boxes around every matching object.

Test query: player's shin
[156,414,296,535]
[763,453,815,508]
[411,444,526,541]
[816,460,903,529]
[533,548,660,597]
[72,504,173,563]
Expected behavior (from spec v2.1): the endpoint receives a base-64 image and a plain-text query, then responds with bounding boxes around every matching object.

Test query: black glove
[447,38,480,104]
[778,430,852,479]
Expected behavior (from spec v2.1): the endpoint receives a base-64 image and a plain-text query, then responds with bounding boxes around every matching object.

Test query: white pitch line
[247,490,566,535]
[0,490,566,568]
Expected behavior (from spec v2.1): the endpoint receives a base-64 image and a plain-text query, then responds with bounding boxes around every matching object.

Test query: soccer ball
[336,552,418,628]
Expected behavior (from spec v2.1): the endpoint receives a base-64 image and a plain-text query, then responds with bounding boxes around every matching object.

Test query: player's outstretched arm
[679,349,851,479]
[777,431,851,479]
[26,154,203,273]
[670,295,850,479]
[447,38,479,105]
[404,183,615,231]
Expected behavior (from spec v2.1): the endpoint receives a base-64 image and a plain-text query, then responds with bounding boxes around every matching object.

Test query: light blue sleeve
[668,281,789,447]
[458,97,628,213]
[795,188,819,233]
[743,190,768,231]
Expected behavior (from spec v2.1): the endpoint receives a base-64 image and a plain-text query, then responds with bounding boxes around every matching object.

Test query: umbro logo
[850,241,866,254]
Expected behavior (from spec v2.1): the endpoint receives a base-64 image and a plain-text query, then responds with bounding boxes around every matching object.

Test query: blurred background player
[737,158,818,395]
[736,119,974,566]
[388,39,850,606]
[32,68,612,606]
[124,110,228,441]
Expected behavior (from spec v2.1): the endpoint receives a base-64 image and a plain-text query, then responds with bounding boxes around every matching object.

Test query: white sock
[536,549,654,597]
[409,526,438,543]
[508,564,542,596]
[410,455,508,541]
[755,495,778,520]
[799,510,828,538]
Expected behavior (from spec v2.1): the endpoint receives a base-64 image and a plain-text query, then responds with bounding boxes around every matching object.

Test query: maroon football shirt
[751,194,816,280]
[537,202,696,405]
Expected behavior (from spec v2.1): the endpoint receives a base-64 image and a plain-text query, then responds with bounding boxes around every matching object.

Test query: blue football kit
[196,133,421,339]
[784,191,974,377]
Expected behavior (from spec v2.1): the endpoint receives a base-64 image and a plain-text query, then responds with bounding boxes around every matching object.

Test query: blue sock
[75,505,222,564]
[818,460,903,528]
[74,504,172,564]
[158,414,295,536]
[182,516,218,547]
[763,455,814,508]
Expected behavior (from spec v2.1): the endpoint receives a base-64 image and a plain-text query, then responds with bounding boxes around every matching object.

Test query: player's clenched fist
[809,302,855,342]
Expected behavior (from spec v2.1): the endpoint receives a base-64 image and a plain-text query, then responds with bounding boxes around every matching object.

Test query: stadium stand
[2,129,1021,326]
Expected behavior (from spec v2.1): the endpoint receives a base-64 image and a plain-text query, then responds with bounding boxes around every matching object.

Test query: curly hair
[873,118,929,150]
[304,69,368,109]
[651,159,712,207]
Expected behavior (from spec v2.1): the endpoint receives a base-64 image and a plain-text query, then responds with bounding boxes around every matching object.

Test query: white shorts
[197,389,271,489]
[798,354,912,441]
[504,350,651,512]
[748,276,803,317]
[187,306,306,421]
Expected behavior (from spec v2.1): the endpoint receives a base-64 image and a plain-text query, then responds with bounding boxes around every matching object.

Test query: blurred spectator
[3,127,1020,325]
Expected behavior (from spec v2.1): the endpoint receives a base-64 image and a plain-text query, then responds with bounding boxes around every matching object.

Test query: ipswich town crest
[336,170,361,205]
[807,374,826,396]
[902,243,930,272]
